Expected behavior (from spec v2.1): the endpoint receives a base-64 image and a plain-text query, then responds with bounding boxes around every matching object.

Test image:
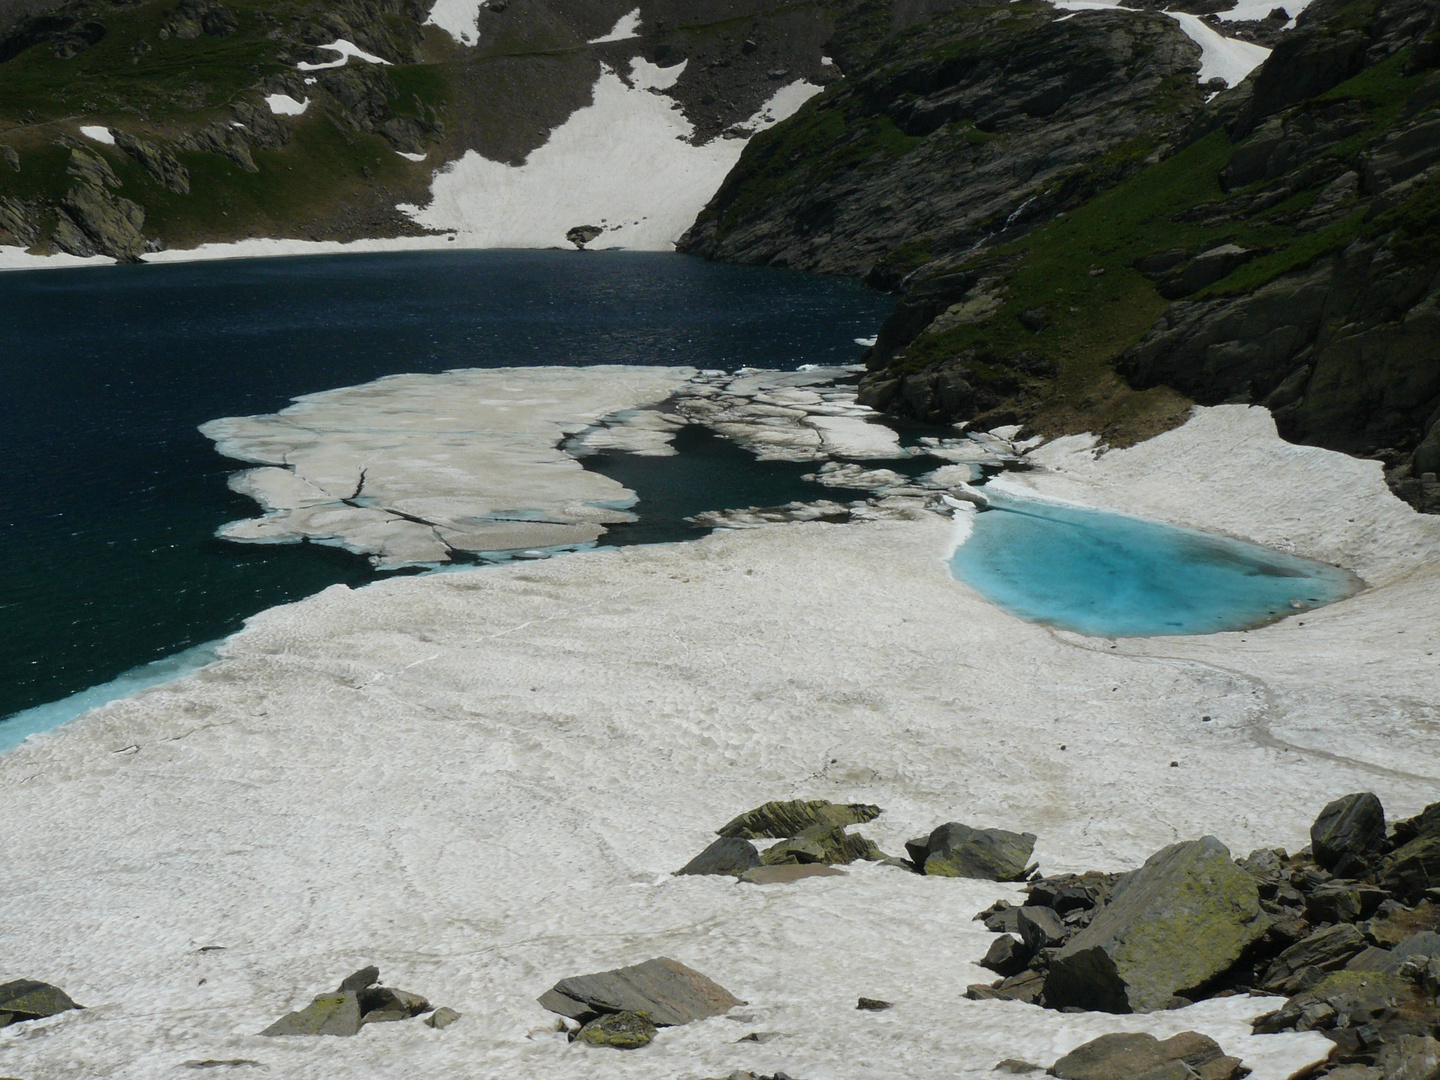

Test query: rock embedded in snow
[425,1006,460,1029]
[0,979,81,1024]
[1048,1030,1244,1080]
[576,1009,656,1049]
[757,823,884,866]
[907,822,1037,880]
[717,799,881,839]
[260,992,362,1036]
[739,864,847,885]
[981,933,1030,977]
[538,957,742,1027]
[1044,836,1269,1013]
[338,965,379,993]
[675,836,763,877]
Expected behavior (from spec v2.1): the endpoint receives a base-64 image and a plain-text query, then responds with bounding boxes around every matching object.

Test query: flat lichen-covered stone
[716,799,882,839]
[1050,1030,1236,1080]
[259,992,362,1036]
[538,957,741,1027]
[1044,836,1268,1013]
[577,1009,657,1049]
[0,979,80,1020]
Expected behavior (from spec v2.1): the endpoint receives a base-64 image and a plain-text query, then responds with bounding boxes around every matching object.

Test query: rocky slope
[681,0,1440,512]
[0,0,841,258]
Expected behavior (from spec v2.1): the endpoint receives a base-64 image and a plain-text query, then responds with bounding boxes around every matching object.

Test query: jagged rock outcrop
[682,0,1440,511]
[681,0,1207,283]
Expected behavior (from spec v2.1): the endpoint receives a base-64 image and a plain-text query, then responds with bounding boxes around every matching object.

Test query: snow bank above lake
[402,59,821,250]
[4,405,1437,1079]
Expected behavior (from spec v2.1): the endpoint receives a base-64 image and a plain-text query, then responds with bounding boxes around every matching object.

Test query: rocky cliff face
[0,0,840,258]
[682,0,1440,512]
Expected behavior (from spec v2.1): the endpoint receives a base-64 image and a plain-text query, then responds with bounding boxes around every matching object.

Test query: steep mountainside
[0,0,839,258]
[682,0,1440,512]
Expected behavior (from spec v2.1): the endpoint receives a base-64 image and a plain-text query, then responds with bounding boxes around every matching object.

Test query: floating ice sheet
[201,366,695,568]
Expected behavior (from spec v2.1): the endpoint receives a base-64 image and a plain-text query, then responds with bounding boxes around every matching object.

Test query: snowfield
[402,59,822,251]
[2,401,1437,1079]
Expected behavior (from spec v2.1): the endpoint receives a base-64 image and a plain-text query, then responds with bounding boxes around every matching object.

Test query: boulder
[717,799,881,839]
[676,837,762,876]
[856,997,892,1010]
[577,1009,656,1049]
[740,864,847,885]
[1044,837,1269,1013]
[0,979,81,1022]
[913,823,1036,880]
[1311,793,1387,873]
[1377,1034,1440,1080]
[538,957,742,1027]
[259,992,362,1036]
[425,1006,461,1029]
[1306,882,1387,924]
[982,934,1032,977]
[1017,906,1067,950]
[1049,1031,1242,1080]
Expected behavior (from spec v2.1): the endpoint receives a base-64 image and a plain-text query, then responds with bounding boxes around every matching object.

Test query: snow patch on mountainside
[589,7,641,43]
[424,0,482,46]
[401,59,822,250]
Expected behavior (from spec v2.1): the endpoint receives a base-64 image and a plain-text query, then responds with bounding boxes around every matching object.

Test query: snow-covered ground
[402,59,821,250]
[3,397,1437,1079]
[1049,0,1286,86]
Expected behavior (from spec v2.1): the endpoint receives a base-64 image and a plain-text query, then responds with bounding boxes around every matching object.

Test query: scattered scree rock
[538,957,742,1026]
[676,836,762,876]
[577,1009,657,1050]
[909,822,1036,880]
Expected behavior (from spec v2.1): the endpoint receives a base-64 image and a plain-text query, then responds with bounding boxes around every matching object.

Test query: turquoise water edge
[949,492,1364,638]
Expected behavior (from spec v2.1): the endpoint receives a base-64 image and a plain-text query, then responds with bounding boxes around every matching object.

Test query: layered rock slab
[538,957,741,1027]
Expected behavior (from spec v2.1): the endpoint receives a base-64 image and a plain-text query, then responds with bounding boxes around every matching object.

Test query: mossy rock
[1045,836,1269,1013]
[578,1010,656,1050]
[758,823,883,866]
[0,980,80,1021]
[717,799,882,840]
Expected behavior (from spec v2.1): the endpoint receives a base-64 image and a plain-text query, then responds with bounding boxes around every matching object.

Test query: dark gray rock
[1017,906,1066,951]
[538,957,742,1027]
[1045,837,1269,1013]
[566,224,603,249]
[676,837,762,877]
[259,992,362,1036]
[916,823,1036,880]
[337,965,379,993]
[1153,244,1257,299]
[1049,1030,1240,1080]
[425,1006,460,1029]
[1311,793,1387,872]
[1306,882,1387,924]
[0,144,18,171]
[0,979,81,1022]
[856,997,891,1010]
[717,800,881,839]
[966,969,1046,1004]
[56,181,146,262]
[982,934,1031,977]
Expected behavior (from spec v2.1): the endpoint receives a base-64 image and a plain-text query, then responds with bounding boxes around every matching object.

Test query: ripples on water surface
[0,249,895,723]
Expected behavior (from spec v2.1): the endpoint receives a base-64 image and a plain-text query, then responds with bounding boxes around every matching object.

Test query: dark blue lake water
[949,491,1363,637]
[0,249,895,727]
